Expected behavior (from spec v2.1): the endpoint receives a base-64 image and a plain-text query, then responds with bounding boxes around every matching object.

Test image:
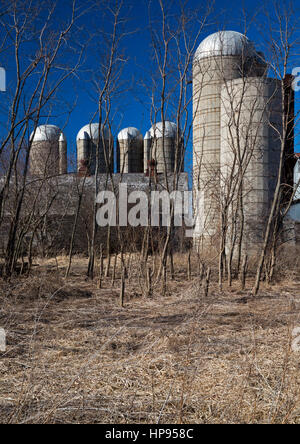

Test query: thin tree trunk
[187,250,191,280]
[111,253,117,287]
[105,225,111,277]
[120,268,125,307]
[98,243,104,289]
[65,190,83,278]
[240,254,248,290]
[204,267,211,298]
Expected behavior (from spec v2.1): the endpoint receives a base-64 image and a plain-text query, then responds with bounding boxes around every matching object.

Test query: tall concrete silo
[117,127,143,173]
[30,125,67,177]
[192,31,266,250]
[220,77,282,254]
[77,123,113,175]
[59,133,67,175]
[145,121,184,174]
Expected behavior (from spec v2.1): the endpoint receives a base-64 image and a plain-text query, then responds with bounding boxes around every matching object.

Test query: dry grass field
[0,254,300,424]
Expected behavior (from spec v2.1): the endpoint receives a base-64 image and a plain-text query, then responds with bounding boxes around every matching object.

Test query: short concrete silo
[144,131,151,173]
[192,31,266,250]
[145,121,183,174]
[220,77,282,254]
[117,127,143,173]
[59,133,67,175]
[77,123,113,175]
[30,125,67,177]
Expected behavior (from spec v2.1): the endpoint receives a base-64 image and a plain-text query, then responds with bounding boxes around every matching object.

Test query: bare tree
[0,0,86,276]
[252,1,300,295]
[85,0,129,280]
[146,0,214,286]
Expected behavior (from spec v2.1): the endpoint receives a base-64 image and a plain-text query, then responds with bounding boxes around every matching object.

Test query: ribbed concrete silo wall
[144,135,151,173]
[152,137,183,174]
[77,138,89,174]
[116,140,120,173]
[77,138,113,175]
[90,140,103,173]
[175,137,185,173]
[59,140,67,175]
[220,77,282,255]
[119,138,143,173]
[153,137,175,173]
[30,140,59,177]
[192,55,250,250]
[102,137,114,174]
[282,74,296,205]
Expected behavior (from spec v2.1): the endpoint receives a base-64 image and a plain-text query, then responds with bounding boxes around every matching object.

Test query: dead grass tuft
[0,255,300,424]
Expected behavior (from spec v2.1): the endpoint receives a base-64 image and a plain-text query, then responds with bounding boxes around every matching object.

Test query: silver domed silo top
[59,132,66,142]
[144,130,151,140]
[194,31,256,61]
[30,124,63,142]
[149,121,178,139]
[117,127,143,141]
[76,123,111,141]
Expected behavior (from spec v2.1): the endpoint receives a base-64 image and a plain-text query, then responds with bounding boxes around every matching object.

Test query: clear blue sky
[62,0,300,175]
[0,0,299,176]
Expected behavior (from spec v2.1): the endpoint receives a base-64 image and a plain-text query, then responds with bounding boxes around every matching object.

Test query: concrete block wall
[0,173,189,257]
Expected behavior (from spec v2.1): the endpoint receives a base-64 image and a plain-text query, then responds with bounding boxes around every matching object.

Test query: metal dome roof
[194,31,256,61]
[76,123,111,141]
[149,121,178,139]
[144,131,151,140]
[30,124,64,142]
[117,127,143,141]
[59,132,66,142]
